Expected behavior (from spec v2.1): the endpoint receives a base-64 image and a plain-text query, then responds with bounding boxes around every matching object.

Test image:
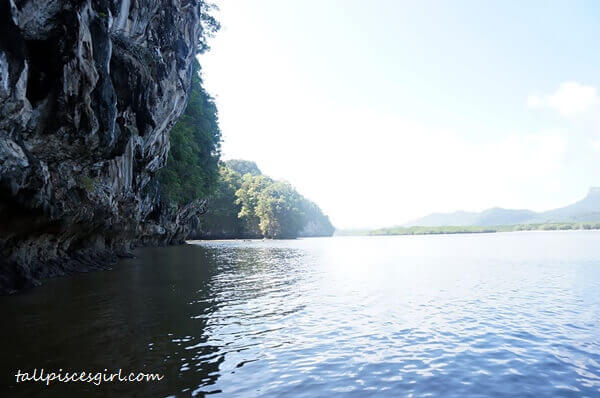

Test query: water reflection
[1,233,600,397]
[0,244,299,396]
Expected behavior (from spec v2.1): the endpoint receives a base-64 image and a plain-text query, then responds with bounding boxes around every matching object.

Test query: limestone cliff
[0,0,207,293]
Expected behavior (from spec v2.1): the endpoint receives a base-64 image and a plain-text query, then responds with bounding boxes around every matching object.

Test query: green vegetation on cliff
[156,61,332,239]
[156,65,332,239]
[253,181,305,239]
[158,60,221,207]
[193,164,245,236]
[195,161,334,239]
[225,159,262,176]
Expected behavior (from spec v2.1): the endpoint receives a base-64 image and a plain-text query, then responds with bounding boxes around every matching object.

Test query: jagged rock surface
[0,0,204,294]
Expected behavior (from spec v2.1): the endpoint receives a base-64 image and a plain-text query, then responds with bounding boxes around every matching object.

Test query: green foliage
[159,60,221,207]
[367,222,600,236]
[225,159,262,176]
[255,182,305,238]
[196,161,334,239]
[235,174,273,236]
[79,175,95,192]
[370,226,496,235]
[197,1,221,54]
[196,164,244,236]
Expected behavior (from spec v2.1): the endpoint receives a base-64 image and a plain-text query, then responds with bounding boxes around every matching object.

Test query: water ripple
[2,233,600,397]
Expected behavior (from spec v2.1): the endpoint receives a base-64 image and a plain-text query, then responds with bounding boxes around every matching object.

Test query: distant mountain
[531,187,600,223]
[405,187,600,226]
[477,208,538,226]
[404,211,480,227]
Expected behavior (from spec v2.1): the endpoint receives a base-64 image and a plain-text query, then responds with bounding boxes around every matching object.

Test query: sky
[198,0,600,229]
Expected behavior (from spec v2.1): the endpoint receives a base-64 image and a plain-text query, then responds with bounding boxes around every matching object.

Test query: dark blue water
[2,231,600,396]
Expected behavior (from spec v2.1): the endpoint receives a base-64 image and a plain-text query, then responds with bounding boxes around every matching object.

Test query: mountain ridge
[405,187,600,227]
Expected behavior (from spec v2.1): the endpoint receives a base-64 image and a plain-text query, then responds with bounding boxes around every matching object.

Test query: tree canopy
[194,161,335,239]
[225,159,262,176]
[253,181,305,238]
[158,60,221,207]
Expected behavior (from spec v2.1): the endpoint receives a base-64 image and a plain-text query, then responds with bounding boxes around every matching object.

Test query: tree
[255,182,305,239]
[225,159,262,176]
[195,164,244,237]
[158,59,221,207]
[192,160,335,239]
[235,174,273,236]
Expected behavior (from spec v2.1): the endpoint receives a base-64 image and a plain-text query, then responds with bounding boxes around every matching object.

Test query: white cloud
[528,81,599,116]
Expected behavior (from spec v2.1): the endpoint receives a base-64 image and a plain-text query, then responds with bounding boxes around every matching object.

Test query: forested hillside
[151,61,333,241]
[158,59,222,207]
[191,161,335,239]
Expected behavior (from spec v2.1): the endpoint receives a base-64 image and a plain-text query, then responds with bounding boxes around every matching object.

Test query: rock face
[298,219,335,238]
[0,0,204,294]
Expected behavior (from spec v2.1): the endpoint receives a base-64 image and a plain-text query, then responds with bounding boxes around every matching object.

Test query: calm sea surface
[2,231,600,397]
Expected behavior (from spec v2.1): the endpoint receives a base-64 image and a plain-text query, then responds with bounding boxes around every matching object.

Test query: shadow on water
[0,243,303,397]
[2,234,600,397]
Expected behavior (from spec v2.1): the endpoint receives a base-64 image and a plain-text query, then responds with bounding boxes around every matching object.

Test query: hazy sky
[198,0,600,229]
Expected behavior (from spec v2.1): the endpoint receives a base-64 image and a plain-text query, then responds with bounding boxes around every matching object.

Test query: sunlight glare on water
[2,232,600,397]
